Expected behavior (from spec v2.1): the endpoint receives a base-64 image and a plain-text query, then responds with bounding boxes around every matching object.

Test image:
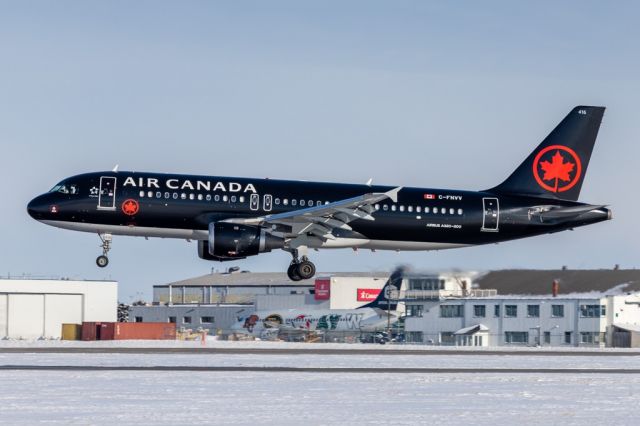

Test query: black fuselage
[27,171,610,249]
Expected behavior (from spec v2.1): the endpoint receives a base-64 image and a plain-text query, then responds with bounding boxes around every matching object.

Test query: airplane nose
[27,195,48,220]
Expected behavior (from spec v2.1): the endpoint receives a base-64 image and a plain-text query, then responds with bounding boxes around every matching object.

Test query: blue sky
[1,1,638,301]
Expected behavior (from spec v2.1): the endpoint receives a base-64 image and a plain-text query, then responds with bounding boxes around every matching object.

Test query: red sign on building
[315,279,331,300]
[357,288,381,302]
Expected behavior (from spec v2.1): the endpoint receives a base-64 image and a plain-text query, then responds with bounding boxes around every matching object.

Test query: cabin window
[316,201,322,206]
[180,193,186,200]
[231,196,237,203]
[433,207,438,214]
[408,206,413,212]
[148,191,153,198]
[458,208,463,215]
[189,194,195,200]
[449,208,454,214]
[399,205,405,212]
[197,194,203,201]
[391,205,396,212]
[441,208,447,215]
[206,194,211,201]
[223,195,228,202]
[309,200,313,206]
[325,201,330,205]
[139,191,145,198]
[300,200,306,206]
[164,192,170,199]
[416,206,421,213]
[292,199,297,206]
[156,192,162,198]
[239,196,245,203]
[275,198,280,205]
[283,199,289,205]
[383,204,389,211]
[172,193,178,199]
[214,195,220,202]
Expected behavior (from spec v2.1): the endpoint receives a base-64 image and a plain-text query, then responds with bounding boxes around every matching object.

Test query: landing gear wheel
[97,233,113,268]
[287,263,302,281]
[296,260,316,280]
[96,255,109,268]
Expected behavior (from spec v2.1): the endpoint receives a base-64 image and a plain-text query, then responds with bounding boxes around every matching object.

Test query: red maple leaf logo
[121,199,139,216]
[532,145,582,193]
[539,151,575,192]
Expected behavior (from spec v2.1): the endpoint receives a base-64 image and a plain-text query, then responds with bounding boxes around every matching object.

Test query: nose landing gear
[96,233,112,268]
[286,249,316,281]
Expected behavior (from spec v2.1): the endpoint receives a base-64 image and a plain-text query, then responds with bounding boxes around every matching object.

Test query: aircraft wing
[221,187,401,241]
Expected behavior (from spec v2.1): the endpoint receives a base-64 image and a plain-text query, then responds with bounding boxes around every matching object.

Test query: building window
[406,332,423,343]
[527,305,540,318]
[494,305,500,317]
[564,331,572,344]
[183,316,192,324]
[440,332,455,346]
[505,331,528,344]
[440,305,464,318]
[580,332,605,344]
[168,316,176,323]
[201,316,214,324]
[505,305,517,318]
[135,317,143,323]
[406,305,423,317]
[551,305,564,317]
[544,331,551,344]
[580,304,606,318]
[473,305,486,318]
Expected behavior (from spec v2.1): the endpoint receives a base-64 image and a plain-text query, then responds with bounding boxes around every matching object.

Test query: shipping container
[61,323,81,340]
[114,322,176,340]
[81,322,98,341]
[98,322,115,340]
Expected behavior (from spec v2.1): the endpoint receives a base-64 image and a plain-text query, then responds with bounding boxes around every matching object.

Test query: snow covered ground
[1,341,639,425]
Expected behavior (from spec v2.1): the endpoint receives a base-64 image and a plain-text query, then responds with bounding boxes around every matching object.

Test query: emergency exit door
[481,197,499,232]
[98,176,117,210]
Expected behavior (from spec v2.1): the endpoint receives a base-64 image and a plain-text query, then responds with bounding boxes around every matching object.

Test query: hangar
[0,278,117,339]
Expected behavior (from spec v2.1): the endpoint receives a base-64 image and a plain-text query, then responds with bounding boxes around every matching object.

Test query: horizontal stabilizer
[530,204,608,221]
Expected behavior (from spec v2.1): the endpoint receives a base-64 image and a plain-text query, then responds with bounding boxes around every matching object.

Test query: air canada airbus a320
[28,106,611,281]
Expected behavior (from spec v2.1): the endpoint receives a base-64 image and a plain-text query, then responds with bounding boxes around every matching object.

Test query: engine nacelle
[197,222,284,262]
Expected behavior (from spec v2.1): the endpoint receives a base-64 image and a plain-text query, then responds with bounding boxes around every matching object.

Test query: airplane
[27,106,611,281]
[230,268,405,337]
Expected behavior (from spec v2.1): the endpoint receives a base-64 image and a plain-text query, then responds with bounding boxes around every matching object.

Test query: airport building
[0,278,117,339]
[403,270,640,347]
[130,268,640,347]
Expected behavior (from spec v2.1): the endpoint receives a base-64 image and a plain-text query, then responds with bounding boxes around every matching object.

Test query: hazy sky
[1,1,638,301]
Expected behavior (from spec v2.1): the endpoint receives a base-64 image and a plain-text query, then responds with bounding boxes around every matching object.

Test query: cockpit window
[49,184,79,195]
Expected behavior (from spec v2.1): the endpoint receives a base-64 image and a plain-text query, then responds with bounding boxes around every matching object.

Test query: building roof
[475,269,640,295]
[157,272,389,288]
[454,324,489,335]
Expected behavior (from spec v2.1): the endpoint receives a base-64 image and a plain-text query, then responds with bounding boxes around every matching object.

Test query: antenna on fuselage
[366,178,373,186]
[112,164,119,173]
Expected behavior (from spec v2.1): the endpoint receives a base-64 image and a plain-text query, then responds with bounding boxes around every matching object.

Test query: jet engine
[198,222,284,261]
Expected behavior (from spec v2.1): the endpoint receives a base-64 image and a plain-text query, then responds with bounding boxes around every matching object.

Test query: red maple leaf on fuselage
[539,150,575,192]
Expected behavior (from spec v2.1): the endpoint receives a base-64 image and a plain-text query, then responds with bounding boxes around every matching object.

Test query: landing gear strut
[96,233,112,268]
[286,250,316,281]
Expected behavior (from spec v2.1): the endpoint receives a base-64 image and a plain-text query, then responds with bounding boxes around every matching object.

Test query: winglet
[385,187,402,203]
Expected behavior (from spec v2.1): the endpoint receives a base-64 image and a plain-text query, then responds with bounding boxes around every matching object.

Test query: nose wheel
[96,233,112,268]
[286,252,316,281]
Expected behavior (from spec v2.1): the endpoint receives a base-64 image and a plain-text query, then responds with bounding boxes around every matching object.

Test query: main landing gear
[286,251,316,281]
[96,233,112,268]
